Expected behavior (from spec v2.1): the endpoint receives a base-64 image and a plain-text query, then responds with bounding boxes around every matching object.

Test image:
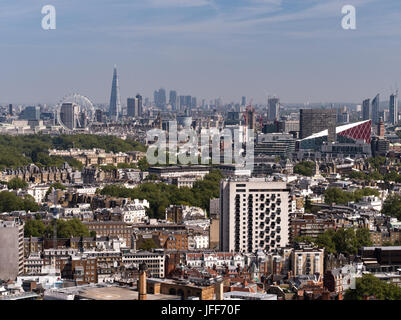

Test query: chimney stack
[216,281,224,300]
[138,263,148,300]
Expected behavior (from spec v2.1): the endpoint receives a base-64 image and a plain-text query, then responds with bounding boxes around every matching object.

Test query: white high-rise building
[220,178,290,253]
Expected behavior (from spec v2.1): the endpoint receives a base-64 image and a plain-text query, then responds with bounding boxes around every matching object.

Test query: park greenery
[324,187,379,205]
[0,134,146,170]
[137,238,158,251]
[0,191,39,212]
[293,161,315,177]
[6,177,28,190]
[382,194,401,220]
[344,274,401,300]
[294,227,372,255]
[24,217,93,238]
[100,169,223,219]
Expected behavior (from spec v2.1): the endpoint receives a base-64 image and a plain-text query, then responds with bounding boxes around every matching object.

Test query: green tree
[7,178,28,190]
[137,158,149,171]
[0,191,39,212]
[44,218,91,238]
[24,219,46,237]
[294,161,315,177]
[315,229,337,254]
[382,195,401,220]
[344,274,401,300]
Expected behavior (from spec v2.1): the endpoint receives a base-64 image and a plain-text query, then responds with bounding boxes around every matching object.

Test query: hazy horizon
[2,0,401,105]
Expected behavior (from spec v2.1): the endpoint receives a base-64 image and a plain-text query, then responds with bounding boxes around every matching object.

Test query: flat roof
[77,286,179,300]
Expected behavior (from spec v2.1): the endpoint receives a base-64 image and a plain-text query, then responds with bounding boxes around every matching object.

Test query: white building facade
[220,178,290,253]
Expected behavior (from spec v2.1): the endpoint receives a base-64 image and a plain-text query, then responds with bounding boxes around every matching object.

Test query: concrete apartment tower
[0,219,24,280]
[220,178,290,253]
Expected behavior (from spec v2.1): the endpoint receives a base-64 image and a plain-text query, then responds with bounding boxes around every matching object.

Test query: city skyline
[1,0,401,104]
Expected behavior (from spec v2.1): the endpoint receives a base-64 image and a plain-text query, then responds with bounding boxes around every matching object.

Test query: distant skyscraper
[362,99,371,121]
[390,92,399,125]
[127,94,143,118]
[169,90,178,110]
[60,103,78,130]
[179,96,185,111]
[95,109,103,123]
[191,97,197,108]
[127,98,135,117]
[136,94,143,117]
[8,104,13,116]
[300,109,337,142]
[372,94,380,125]
[268,98,280,121]
[241,96,246,106]
[21,106,40,121]
[185,96,192,109]
[154,88,166,108]
[109,65,121,121]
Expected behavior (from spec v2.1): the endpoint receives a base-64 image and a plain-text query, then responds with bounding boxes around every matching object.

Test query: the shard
[109,65,121,121]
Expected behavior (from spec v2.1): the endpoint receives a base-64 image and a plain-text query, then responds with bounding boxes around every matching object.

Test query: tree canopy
[324,187,379,205]
[0,134,145,170]
[382,194,401,220]
[25,218,91,238]
[0,191,39,212]
[344,274,401,300]
[7,178,28,190]
[100,169,223,218]
[298,227,372,255]
[294,161,315,177]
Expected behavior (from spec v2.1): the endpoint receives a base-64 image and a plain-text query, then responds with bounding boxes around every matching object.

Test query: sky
[1,0,401,105]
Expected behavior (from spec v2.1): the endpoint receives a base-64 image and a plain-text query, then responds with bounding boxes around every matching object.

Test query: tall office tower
[9,104,13,116]
[128,95,143,117]
[154,88,166,108]
[299,109,337,142]
[241,96,246,106]
[0,219,24,280]
[109,65,121,121]
[371,94,380,125]
[390,92,399,125]
[268,98,280,121]
[136,94,143,117]
[220,178,290,253]
[21,106,40,121]
[127,98,135,117]
[191,97,197,108]
[378,118,385,137]
[362,99,371,121]
[179,96,186,111]
[95,109,103,123]
[169,90,177,110]
[60,102,79,130]
[185,96,192,109]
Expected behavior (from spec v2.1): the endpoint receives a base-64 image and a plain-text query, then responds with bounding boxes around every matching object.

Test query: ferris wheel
[56,93,95,131]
